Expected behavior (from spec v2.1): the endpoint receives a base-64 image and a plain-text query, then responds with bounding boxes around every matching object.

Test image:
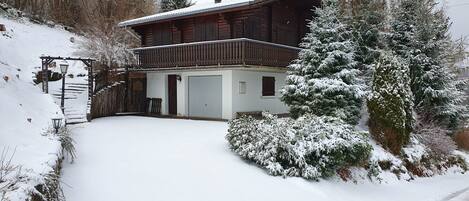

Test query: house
[118,0,319,120]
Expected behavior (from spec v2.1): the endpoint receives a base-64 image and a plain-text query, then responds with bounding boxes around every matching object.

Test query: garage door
[188,76,222,119]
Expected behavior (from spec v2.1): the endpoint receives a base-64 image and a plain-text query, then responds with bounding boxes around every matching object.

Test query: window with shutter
[262,76,275,96]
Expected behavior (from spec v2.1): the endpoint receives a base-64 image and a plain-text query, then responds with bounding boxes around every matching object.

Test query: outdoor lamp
[52,117,63,134]
[60,61,69,75]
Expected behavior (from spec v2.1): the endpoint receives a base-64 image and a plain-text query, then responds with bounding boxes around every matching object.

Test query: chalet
[118,0,319,120]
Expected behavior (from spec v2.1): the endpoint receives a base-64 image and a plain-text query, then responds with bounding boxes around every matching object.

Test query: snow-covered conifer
[281,0,364,124]
[388,0,468,130]
[349,0,386,77]
[161,0,194,12]
[368,51,413,154]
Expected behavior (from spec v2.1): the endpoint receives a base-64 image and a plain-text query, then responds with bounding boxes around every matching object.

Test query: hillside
[0,11,86,199]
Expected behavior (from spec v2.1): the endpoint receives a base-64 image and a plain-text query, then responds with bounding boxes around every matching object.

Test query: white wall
[147,69,289,120]
[231,69,288,118]
[146,70,233,119]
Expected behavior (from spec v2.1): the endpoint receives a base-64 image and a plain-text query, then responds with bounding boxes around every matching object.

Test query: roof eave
[118,0,272,28]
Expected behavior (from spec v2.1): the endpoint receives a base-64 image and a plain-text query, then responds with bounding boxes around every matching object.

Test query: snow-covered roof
[119,0,256,27]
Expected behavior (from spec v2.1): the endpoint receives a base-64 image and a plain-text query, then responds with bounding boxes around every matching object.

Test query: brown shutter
[262,76,275,96]
[152,23,172,45]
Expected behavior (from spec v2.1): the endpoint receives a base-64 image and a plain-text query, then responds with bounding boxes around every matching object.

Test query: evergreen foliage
[161,0,194,12]
[368,52,414,154]
[281,0,365,124]
[349,0,386,77]
[388,0,468,130]
[226,113,372,180]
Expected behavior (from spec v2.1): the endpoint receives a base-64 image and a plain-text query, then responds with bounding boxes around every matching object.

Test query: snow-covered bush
[54,126,76,163]
[75,25,137,68]
[226,113,372,180]
[414,121,457,157]
[368,52,414,155]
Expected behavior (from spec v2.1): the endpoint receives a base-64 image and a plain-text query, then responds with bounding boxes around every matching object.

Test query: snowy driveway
[62,116,469,201]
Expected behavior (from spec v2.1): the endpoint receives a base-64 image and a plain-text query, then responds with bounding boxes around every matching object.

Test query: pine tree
[161,0,194,12]
[281,0,365,124]
[368,51,414,154]
[349,0,386,77]
[388,0,468,130]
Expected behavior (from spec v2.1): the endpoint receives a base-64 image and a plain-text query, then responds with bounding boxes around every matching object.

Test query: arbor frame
[40,56,95,121]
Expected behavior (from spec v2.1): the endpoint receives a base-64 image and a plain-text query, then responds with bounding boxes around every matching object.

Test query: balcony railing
[133,38,301,70]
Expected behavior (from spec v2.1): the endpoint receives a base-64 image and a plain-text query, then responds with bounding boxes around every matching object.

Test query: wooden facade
[128,0,319,70]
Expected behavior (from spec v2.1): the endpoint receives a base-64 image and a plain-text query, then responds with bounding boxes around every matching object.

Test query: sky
[441,0,469,39]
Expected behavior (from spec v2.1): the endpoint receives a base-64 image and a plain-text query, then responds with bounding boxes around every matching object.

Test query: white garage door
[188,76,222,119]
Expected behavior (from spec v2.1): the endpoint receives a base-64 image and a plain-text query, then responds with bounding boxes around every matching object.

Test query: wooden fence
[91,82,127,118]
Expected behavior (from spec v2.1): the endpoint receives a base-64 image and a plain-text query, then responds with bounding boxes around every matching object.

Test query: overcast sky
[441,0,469,39]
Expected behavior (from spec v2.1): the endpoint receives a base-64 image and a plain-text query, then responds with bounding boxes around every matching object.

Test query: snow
[0,17,85,78]
[0,14,86,199]
[62,116,469,201]
[0,15,89,123]
[119,0,253,27]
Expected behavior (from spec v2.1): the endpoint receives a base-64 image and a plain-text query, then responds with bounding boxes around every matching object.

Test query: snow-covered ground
[62,116,469,201]
[0,13,87,199]
[0,15,89,123]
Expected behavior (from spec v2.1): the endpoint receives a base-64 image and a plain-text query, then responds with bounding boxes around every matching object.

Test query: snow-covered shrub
[401,136,467,177]
[226,113,372,180]
[368,52,413,155]
[75,25,137,68]
[47,126,76,163]
[414,121,457,157]
[0,148,23,195]
[33,164,65,201]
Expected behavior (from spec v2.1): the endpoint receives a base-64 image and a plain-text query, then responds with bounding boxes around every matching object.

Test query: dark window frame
[262,76,276,97]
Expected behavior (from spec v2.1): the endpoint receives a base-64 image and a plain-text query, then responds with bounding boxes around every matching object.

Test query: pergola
[41,56,95,121]
[40,56,94,94]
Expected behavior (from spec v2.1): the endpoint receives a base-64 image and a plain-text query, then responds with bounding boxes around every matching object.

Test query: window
[262,77,275,97]
[239,81,247,94]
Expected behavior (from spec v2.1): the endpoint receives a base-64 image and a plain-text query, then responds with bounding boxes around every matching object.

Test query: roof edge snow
[119,0,257,28]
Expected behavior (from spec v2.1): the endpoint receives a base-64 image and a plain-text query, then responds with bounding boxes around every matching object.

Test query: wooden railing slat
[137,39,300,69]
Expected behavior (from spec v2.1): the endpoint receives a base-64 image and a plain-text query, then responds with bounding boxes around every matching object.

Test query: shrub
[368,52,414,155]
[226,113,372,180]
[47,126,76,163]
[455,129,469,151]
[414,120,457,157]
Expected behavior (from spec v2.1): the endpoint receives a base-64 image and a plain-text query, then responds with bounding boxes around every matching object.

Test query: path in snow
[49,76,88,124]
[61,116,469,201]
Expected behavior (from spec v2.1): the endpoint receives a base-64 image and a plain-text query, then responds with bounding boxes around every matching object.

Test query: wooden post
[124,66,129,112]
[41,58,49,93]
[87,60,94,122]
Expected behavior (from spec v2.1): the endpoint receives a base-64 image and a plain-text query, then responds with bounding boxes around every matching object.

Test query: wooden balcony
[133,38,301,70]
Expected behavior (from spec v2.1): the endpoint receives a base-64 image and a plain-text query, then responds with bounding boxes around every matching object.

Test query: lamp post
[52,117,63,134]
[59,61,69,114]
